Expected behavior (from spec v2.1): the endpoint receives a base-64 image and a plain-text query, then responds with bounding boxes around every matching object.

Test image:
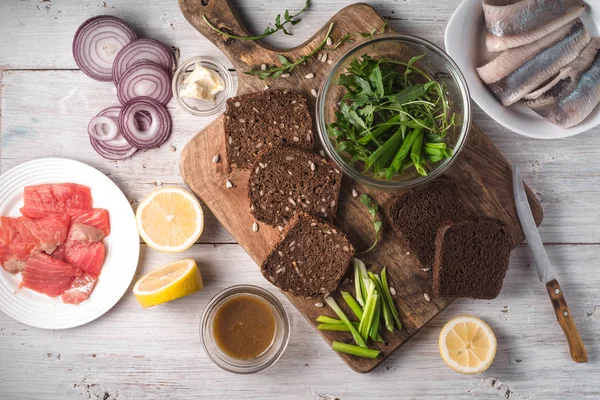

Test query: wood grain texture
[546,279,588,363]
[179,1,543,372]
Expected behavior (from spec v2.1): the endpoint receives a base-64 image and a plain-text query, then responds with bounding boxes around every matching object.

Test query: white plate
[0,158,140,329]
[445,0,600,139]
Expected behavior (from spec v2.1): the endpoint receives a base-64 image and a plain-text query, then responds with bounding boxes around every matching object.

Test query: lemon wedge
[133,259,203,308]
[439,316,497,374]
[136,187,204,253]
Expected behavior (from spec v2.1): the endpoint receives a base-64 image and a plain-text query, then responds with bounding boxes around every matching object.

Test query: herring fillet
[488,21,590,107]
[525,39,600,128]
[524,38,600,100]
[477,21,577,84]
[483,0,586,52]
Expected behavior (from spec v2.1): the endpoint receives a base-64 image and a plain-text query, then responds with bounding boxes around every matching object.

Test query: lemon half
[133,259,203,308]
[439,316,497,374]
[136,187,204,253]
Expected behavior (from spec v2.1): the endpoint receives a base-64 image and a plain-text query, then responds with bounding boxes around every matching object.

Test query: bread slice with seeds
[261,212,354,298]
[224,90,313,168]
[386,179,468,270]
[433,218,512,299]
[249,146,342,227]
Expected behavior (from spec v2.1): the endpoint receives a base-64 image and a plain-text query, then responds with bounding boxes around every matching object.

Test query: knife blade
[512,165,587,363]
[512,165,555,284]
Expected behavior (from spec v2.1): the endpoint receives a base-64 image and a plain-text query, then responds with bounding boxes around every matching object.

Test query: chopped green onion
[331,341,381,359]
[317,323,359,331]
[325,297,367,348]
[353,259,365,307]
[358,281,377,340]
[316,315,346,325]
[381,268,402,330]
[369,294,382,341]
[341,291,363,320]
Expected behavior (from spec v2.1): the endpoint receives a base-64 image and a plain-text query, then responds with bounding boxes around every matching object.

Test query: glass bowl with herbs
[316,33,471,190]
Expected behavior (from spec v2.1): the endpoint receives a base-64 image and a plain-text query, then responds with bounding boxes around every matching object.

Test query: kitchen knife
[512,165,587,363]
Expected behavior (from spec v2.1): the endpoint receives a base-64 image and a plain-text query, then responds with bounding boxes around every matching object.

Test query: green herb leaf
[369,64,384,97]
[386,82,434,105]
[277,54,291,66]
[357,195,382,255]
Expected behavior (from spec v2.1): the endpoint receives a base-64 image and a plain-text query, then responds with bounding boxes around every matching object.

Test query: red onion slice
[90,137,138,160]
[112,38,176,83]
[134,110,152,131]
[117,61,172,105]
[88,116,119,141]
[89,106,136,154]
[73,16,137,82]
[119,97,172,149]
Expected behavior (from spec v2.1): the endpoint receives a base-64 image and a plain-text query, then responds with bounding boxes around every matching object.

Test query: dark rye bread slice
[433,218,512,299]
[261,212,354,298]
[386,179,468,270]
[224,90,314,168]
[249,146,342,227]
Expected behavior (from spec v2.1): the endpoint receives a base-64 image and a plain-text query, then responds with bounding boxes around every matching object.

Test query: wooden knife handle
[545,279,588,363]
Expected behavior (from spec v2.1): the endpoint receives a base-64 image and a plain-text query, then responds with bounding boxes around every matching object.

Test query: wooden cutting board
[178,0,543,373]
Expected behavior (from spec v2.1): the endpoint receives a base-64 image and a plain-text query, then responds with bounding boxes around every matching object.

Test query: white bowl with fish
[445,0,600,139]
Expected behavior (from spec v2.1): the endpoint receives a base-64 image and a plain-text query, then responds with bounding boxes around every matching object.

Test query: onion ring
[73,16,137,82]
[90,137,138,160]
[88,116,119,141]
[116,61,172,105]
[112,38,176,83]
[119,97,172,149]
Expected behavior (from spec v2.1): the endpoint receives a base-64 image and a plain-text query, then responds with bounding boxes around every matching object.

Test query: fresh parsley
[245,22,333,79]
[357,194,382,255]
[203,0,309,41]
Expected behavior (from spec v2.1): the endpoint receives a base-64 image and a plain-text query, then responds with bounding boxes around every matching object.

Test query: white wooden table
[1,1,599,399]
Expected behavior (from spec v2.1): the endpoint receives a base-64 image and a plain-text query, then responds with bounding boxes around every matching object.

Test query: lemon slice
[136,187,204,253]
[133,259,203,308]
[439,316,497,374]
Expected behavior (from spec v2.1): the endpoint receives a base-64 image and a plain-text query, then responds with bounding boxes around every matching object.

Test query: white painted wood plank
[0,0,231,70]
[0,0,460,70]
[0,243,598,399]
[3,70,600,244]
[1,69,237,243]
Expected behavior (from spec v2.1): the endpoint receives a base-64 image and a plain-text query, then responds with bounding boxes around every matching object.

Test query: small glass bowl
[316,33,472,190]
[172,56,234,117]
[200,285,290,374]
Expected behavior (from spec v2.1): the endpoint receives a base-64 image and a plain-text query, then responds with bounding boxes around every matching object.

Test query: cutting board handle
[178,0,266,70]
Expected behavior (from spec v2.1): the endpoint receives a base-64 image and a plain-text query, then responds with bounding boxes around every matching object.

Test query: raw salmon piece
[50,245,66,261]
[21,253,80,297]
[12,214,70,254]
[72,209,110,236]
[68,223,105,242]
[20,183,93,218]
[65,241,106,277]
[0,215,69,273]
[62,273,97,305]
[0,217,36,273]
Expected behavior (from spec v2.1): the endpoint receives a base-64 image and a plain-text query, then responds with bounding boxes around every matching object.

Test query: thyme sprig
[202,0,309,41]
[245,22,333,79]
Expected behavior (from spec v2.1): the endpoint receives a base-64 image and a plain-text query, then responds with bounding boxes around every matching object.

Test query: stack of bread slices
[385,179,512,299]
[223,90,354,298]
